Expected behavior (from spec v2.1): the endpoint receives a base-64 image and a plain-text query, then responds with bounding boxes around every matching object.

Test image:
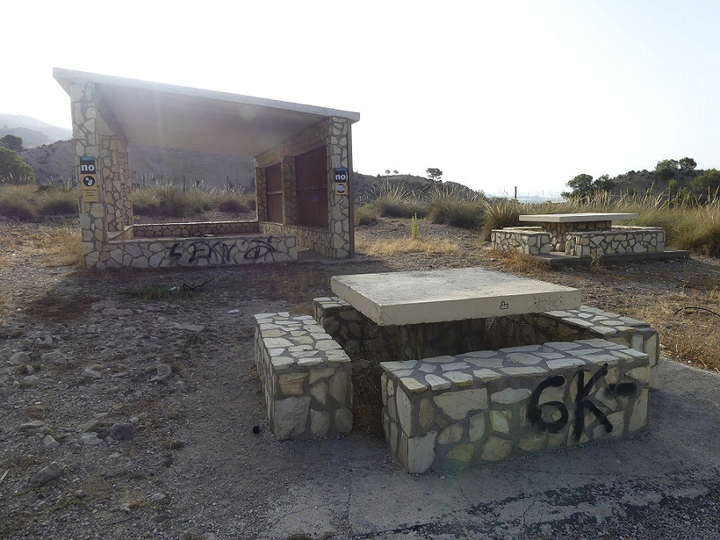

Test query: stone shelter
[53,68,360,269]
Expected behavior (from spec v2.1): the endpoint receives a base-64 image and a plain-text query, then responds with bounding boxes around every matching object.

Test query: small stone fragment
[108,423,135,441]
[31,462,62,485]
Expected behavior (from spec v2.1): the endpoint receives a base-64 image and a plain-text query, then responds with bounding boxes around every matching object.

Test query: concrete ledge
[254,312,353,440]
[381,339,650,473]
[534,249,691,267]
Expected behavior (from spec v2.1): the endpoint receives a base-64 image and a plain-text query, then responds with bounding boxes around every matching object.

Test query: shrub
[426,198,484,230]
[480,200,521,240]
[217,193,254,214]
[37,187,78,215]
[354,204,379,226]
[0,147,36,185]
[0,185,36,220]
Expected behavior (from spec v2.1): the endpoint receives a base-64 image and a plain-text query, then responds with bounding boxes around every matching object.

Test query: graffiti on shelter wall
[167,237,278,264]
[528,363,637,441]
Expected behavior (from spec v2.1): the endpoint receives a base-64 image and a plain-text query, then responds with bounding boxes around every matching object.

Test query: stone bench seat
[380,339,650,473]
[254,312,353,440]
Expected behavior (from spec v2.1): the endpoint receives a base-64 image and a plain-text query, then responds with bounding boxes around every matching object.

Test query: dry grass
[27,226,83,267]
[355,237,460,257]
[633,288,720,372]
[489,249,552,277]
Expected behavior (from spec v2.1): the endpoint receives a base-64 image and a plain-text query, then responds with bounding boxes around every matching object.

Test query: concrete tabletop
[519,212,639,223]
[330,267,581,326]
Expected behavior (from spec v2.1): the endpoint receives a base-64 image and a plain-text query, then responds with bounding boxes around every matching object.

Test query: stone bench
[381,339,650,473]
[254,312,353,440]
[564,226,666,257]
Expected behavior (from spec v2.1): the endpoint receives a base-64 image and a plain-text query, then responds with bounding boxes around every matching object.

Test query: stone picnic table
[518,212,638,251]
[329,267,581,326]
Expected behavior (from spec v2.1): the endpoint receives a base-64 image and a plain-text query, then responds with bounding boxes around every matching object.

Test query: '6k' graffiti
[528,363,637,441]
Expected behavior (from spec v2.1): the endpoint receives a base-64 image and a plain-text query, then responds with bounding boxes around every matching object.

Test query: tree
[0,147,36,184]
[678,157,697,173]
[691,169,720,202]
[562,173,614,200]
[0,134,23,152]
[385,169,391,175]
[426,168,443,182]
[654,159,679,182]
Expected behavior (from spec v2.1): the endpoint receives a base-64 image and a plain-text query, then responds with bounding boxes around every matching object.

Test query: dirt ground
[0,216,719,539]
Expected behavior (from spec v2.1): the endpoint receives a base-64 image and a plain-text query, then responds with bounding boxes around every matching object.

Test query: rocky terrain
[1,217,719,539]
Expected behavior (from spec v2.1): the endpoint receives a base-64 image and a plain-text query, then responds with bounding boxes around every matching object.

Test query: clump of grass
[635,289,720,372]
[425,198,484,230]
[355,238,460,257]
[480,199,522,240]
[0,185,37,220]
[411,213,419,240]
[27,226,83,267]
[351,361,385,437]
[490,248,551,276]
[216,193,255,214]
[36,187,78,215]
[354,204,379,226]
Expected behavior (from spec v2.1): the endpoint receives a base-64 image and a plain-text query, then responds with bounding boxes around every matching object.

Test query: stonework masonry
[254,313,353,440]
[381,339,650,473]
[255,117,352,259]
[66,73,354,269]
[492,226,666,259]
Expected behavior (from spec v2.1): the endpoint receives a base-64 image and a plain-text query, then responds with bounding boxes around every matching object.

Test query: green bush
[37,187,78,215]
[480,200,521,240]
[0,147,36,185]
[374,196,427,219]
[0,185,36,220]
[217,193,254,214]
[426,198,484,230]
[354,204,379,226]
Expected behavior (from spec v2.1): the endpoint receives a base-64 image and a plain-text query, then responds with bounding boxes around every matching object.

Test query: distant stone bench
[254,313,353,440]
[381,339,650,473]
[564,226,665,257]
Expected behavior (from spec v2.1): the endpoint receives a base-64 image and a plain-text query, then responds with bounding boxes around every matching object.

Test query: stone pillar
[255,166,267,221]
[327,117,351,258]
[281,156,297,225]
[69,80,105,269]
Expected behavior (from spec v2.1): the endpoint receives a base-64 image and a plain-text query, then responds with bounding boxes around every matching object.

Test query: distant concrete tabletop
[330,267,581,326]
[519,212,639,223]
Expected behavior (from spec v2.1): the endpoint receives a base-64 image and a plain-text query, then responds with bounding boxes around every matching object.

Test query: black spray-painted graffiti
[528,363,637,441]
[168,237,278,264]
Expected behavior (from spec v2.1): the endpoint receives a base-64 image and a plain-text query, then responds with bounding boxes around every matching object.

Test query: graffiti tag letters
[167,237,278,264]
[528,363,637,441]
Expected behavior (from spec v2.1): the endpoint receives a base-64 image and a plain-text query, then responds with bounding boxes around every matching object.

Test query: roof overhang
[53,67,360,157]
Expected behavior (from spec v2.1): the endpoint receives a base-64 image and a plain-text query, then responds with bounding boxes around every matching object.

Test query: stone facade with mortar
[255,117,352,259]
[313,298,659,387]
[565,227,666,258]
[492,226,667,259]
[65,73,354,269]
[381,339,650,473]
[254,312,353,440]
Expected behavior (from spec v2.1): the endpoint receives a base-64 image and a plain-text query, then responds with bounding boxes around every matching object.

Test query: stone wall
[491,228,551,256]
[544,220,612,251]
[254,117,352,259]
[314,297,659,387]
[381,339,650,473]
[565,227,666,257]
[254,313,353,440]
[95,235,296,269]
[133,220,260,238]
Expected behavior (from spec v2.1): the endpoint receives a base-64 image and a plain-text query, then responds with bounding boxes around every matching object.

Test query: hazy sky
[4,0,719,196]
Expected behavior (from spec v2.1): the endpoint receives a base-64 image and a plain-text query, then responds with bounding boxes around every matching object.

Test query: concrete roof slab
[53,68,360,156]
[330,267,581,326]
[519,213,639,223]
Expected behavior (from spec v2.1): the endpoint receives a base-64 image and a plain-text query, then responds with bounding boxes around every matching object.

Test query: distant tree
[0,134,23,152]
[678,157,697,173]
[0,147,36,184]
[690,169,720,202]
[654,159,680,182]
[393,170,398,174]
[562,173,614,200]
[426,168,443,182]
[385,169,391,175]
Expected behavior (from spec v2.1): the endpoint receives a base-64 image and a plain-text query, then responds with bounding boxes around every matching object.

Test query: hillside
[608,168,703,197]
[0,114,72,147]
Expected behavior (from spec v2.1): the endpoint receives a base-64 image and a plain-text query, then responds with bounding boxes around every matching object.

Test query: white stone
[425,374,451,390]
[310,410,330,436]
[399,377,428,393]
[469,413,486,442]
[627,366,651,384]
[489,410,512,435]
[273,396,310,440]
[405,431,438,474]
[335,408,353,432]
[443,371,474,386]
[481,436,513,461]
[491,387,532,405]
[628,389,649,432]
[447,444,474,463]
[310,381,328,405]
[519,431,546,451]
[396,389,414,435]
[438,423,464,444]
[328,372,349,404]
[434,388,488,420]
